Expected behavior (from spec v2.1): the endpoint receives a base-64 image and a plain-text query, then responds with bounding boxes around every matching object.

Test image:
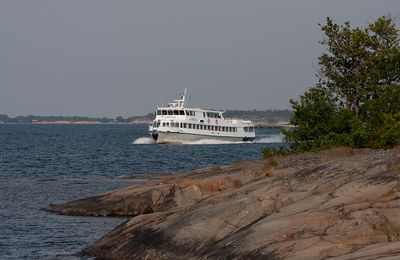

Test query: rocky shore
[46,148,400,259]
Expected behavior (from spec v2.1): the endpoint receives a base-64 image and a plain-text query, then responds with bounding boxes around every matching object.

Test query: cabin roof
[156,106,224,114]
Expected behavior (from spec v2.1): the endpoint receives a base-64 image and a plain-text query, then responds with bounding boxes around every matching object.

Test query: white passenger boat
[149,89,255,143]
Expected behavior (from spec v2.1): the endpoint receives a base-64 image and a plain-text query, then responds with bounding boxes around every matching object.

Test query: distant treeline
[0,110,292,124]
[223,110,292,123]
[0,113,156,124]
[0,114,114,123]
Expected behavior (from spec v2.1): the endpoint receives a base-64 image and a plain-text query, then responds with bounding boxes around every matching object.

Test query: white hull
[152,131,252,144]
[148,89,255,144]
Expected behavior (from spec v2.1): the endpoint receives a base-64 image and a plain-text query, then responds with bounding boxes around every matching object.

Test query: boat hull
[150,131,254,144]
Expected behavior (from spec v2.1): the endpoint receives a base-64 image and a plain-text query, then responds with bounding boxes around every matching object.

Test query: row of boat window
[158,121,239,132]
[156,110,222,118]
[244,127,255,132]
[205,112,222,118]
[157,110,186,116]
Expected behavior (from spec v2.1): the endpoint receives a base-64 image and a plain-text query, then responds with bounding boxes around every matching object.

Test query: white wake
[254,133,284,143]
[132,137,156,144]
[132,133,284,145]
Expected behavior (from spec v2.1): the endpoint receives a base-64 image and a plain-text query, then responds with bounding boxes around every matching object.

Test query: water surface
[0,124,281,259]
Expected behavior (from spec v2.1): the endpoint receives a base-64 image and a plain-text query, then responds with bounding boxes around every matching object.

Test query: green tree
[285,15,400,151]
[284,88,336,150]
[114,116,126,123]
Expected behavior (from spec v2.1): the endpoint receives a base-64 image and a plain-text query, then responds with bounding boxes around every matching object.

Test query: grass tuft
[264,157,278,177]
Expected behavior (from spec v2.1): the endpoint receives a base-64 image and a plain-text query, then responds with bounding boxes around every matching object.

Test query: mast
[168,88,187,108]
[180,88,187,108]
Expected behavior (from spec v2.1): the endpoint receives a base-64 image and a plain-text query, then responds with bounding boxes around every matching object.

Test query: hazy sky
[1,1,399,117]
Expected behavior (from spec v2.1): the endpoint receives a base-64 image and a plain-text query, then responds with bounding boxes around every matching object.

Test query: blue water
[0,124,282,259]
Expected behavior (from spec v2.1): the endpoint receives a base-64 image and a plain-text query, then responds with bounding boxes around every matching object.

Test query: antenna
[177,87,187,108]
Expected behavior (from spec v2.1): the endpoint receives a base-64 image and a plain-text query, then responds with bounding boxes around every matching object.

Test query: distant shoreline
[0,121,146,125]
[0,121,292,128]
[0,110,293,127]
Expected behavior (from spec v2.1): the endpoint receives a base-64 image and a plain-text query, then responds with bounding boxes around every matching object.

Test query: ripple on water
[0,124,282,258]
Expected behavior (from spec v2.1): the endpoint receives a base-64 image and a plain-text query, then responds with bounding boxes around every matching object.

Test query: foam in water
[133,133,285,145]
[254,133,284,143]
[132,137,156,144]
[132,134,284,145]
[133,137,244,145]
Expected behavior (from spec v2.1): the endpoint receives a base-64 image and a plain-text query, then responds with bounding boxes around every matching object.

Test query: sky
[1,1,399,117]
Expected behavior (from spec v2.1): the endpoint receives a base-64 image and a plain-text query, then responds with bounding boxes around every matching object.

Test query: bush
[262,145,290,158]
[283,16,400,152]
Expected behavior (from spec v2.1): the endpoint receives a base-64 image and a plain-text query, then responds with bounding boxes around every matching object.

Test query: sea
[0,124,283,259]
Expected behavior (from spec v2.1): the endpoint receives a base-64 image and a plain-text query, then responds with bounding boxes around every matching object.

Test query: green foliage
[284,88,337,150]
[114,116,125,123]
[286,15,400,151]
[0,114,10,122]
[262,145,290,158]
[224,110,293,123]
